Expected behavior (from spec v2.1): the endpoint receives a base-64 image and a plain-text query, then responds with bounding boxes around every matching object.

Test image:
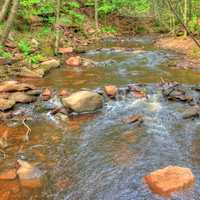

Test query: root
[0,149,6,159]
[22,118,31,142]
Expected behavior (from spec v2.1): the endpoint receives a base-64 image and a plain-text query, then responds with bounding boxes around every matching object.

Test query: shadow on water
[4,36,200,199]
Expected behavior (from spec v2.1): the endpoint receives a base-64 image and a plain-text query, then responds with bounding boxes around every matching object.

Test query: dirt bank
[156,36,200,69]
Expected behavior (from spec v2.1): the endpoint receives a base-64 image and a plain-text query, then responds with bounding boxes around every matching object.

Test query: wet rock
[182,106,200,119]
[16,159,43,180]
[0,169,17,180]
[42,88,52,101]
[66,56,81,66]
[81,57,96,67]
[144,166,195,197]
[9,92,37,103]
[104,85,118,98]
[59,89,70,97]
[34,59,60,77]
[26,89,41,96]
[132,90,147,98]
[163,86,193,102]
[19,67,41,78]
[62,91,103,113]
[55,113,69,122]
[58,47,73,54]
[0,81,35,92]
[0,98,16,111]
[123,115,143,124]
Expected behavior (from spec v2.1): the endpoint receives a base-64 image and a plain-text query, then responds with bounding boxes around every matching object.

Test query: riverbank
[156,36,200,69]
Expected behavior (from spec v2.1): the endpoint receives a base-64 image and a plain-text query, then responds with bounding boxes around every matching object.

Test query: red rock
[66,56,81,66]
[123,115,143,124]
[132,90,146,98]
[42,88,52,100]
[59,89,70,97]
[58,47,73,54]
[0,169,17,180]
[144,166,195,197]
[104,85,118,98]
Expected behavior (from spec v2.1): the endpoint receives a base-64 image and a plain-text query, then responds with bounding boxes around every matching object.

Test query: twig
[22,118,31,142]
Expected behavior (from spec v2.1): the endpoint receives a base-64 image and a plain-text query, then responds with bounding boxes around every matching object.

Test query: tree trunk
[54,0,61,55]
[0,0,12,22]
[183,0,188,37]
[95,0,99,30]
[0,0,18,45]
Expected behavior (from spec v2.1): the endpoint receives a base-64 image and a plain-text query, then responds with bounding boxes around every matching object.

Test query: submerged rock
[182,106,200,119]
[123,115,143,124]
[0,98,16,111]
[42,88,52,101]
[144,166,195,197]
[62,91,103,113]
[104,85,118,99]
[66,56,81,66]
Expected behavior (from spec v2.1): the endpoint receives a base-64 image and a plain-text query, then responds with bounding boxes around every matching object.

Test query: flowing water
[2,36,200,200]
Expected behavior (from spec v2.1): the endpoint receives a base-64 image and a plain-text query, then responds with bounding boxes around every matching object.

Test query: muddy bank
[156,36,200,69]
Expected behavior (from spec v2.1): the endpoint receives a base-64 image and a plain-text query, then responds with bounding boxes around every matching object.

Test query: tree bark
[0,0,12,22]
[0,0,18,45]
[54,0,61,55]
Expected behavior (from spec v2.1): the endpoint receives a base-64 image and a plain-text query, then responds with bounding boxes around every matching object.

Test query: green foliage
[26,53,45,64]
[18,40,31,55]
[0,45,12,58]
[188,16,200,33]
[101,26,117,33]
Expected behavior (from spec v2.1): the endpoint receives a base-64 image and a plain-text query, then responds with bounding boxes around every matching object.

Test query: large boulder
[144,166,195,197]
[62,91,103,113]
[0,98,16,111]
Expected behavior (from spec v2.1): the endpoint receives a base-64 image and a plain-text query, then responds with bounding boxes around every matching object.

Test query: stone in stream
[58,47,73,54]
[0,81,35,93]
[104,85,118,99]
[59,89,70,97]
[9,92,37,103]
[182,106,200,119]
[66,56,81,66]
[144,166,195,197]
[42,88,52,101]
[33,59,60,77]
[62,91,103,113]
[123,115,143,124]
[0,98,16,111]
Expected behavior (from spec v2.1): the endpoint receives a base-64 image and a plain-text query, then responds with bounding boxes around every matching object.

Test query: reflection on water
[4,36,200,199]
